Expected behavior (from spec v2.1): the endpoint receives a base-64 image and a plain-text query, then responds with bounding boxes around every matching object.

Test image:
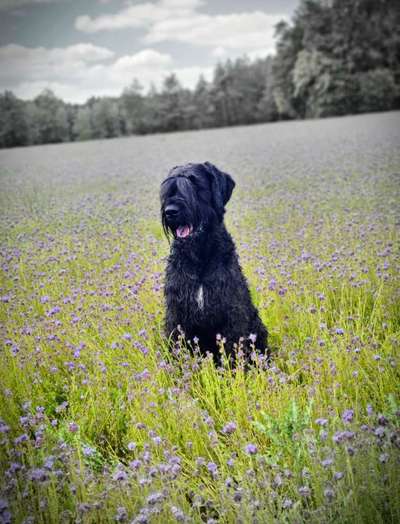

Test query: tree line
[1,0,399,149]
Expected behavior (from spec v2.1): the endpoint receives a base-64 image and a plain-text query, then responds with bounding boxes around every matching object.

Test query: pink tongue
[177,225,191,238]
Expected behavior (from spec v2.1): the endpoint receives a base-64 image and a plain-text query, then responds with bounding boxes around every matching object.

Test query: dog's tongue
[176,225,191,238]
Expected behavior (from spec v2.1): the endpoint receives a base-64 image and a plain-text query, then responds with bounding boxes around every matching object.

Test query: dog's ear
[203,161,235,215]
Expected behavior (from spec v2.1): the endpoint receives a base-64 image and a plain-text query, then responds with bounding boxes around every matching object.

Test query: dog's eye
[188,175,197,185]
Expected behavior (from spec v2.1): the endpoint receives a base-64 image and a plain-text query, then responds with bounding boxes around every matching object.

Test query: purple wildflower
[374,426,385,438]
[233,489,243,502]
[324,488,335,501]
[129,459,142,470]
[298,486,311,497]
[0,421,10,434]
[377,414,388,426]
[14,433,29,445]
[244,443,258,455]
[132,511,150,524]
[204,416,214,427]
[68,422,79,433]
[43,456,55,470]
[342,409,354,423]
[146,492,165,505]
[321,458,334,468]
[207,462,218,477]
[222,422,237,435]
[113,469,128,482]
[268,278,277,291]
[170,506,185,522]
[9,462,22,473]
[115,506,128,522]
[82,446,95,457]
[47,306,61,316]
[282,498,293,509]
[196,456,205,467]
[29,468,49,482]
[320,430,328,441]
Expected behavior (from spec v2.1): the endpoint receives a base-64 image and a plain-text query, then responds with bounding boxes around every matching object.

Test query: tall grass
[1,117,399,523]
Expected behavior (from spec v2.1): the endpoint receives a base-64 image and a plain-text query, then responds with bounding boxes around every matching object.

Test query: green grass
[0,119,399,523]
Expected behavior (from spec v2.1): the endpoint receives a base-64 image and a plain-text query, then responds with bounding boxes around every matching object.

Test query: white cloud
[75,1,285,55]
[12,80,113,103]
[159,0,203,9]
[145,12,283,50]
[0,43,211,103]
[0,43,115,85]
[114,48,172,69]
[212,46,227,59]
[75,8,155,33]
[75,0,203,33]
[1,1,283,104]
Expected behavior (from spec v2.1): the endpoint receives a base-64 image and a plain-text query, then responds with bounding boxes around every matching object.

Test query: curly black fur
[160,161,268,364]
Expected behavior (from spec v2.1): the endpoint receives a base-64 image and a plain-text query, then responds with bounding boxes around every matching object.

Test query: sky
[0,0,299,104]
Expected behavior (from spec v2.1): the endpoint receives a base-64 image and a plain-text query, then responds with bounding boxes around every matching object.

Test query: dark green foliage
[358,68,398,112]
[212,57,273,126]
[121,79,147,134]
[90,97,123,139]
[191,75,215,129]
[253,400,314,466]
[0,91,29,147]
[273,0,400,119]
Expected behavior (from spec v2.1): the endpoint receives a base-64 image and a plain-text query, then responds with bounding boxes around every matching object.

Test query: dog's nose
[165,204,179,217]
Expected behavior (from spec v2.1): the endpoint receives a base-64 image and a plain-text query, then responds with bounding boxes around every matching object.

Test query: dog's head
[160,162,235,240]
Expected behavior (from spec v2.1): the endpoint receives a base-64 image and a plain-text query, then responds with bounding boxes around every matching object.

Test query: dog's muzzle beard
[162,202,201,240]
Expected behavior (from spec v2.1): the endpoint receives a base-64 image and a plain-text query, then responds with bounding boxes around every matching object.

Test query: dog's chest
[195,284,204,310]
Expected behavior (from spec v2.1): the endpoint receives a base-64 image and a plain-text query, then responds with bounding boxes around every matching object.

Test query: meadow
[0,111,399,523]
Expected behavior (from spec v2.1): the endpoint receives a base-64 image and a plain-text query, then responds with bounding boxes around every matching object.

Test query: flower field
[0,111,399,523]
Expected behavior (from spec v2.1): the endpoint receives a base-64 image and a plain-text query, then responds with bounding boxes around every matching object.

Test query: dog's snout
[165,204,179,217]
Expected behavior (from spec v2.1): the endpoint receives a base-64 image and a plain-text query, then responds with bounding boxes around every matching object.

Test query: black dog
[160,162,268,364]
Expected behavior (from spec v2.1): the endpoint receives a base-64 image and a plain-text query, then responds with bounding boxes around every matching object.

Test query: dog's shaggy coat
[160,162,267,363]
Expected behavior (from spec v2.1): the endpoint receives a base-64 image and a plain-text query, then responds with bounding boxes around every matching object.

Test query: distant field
[1,112,399,523]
